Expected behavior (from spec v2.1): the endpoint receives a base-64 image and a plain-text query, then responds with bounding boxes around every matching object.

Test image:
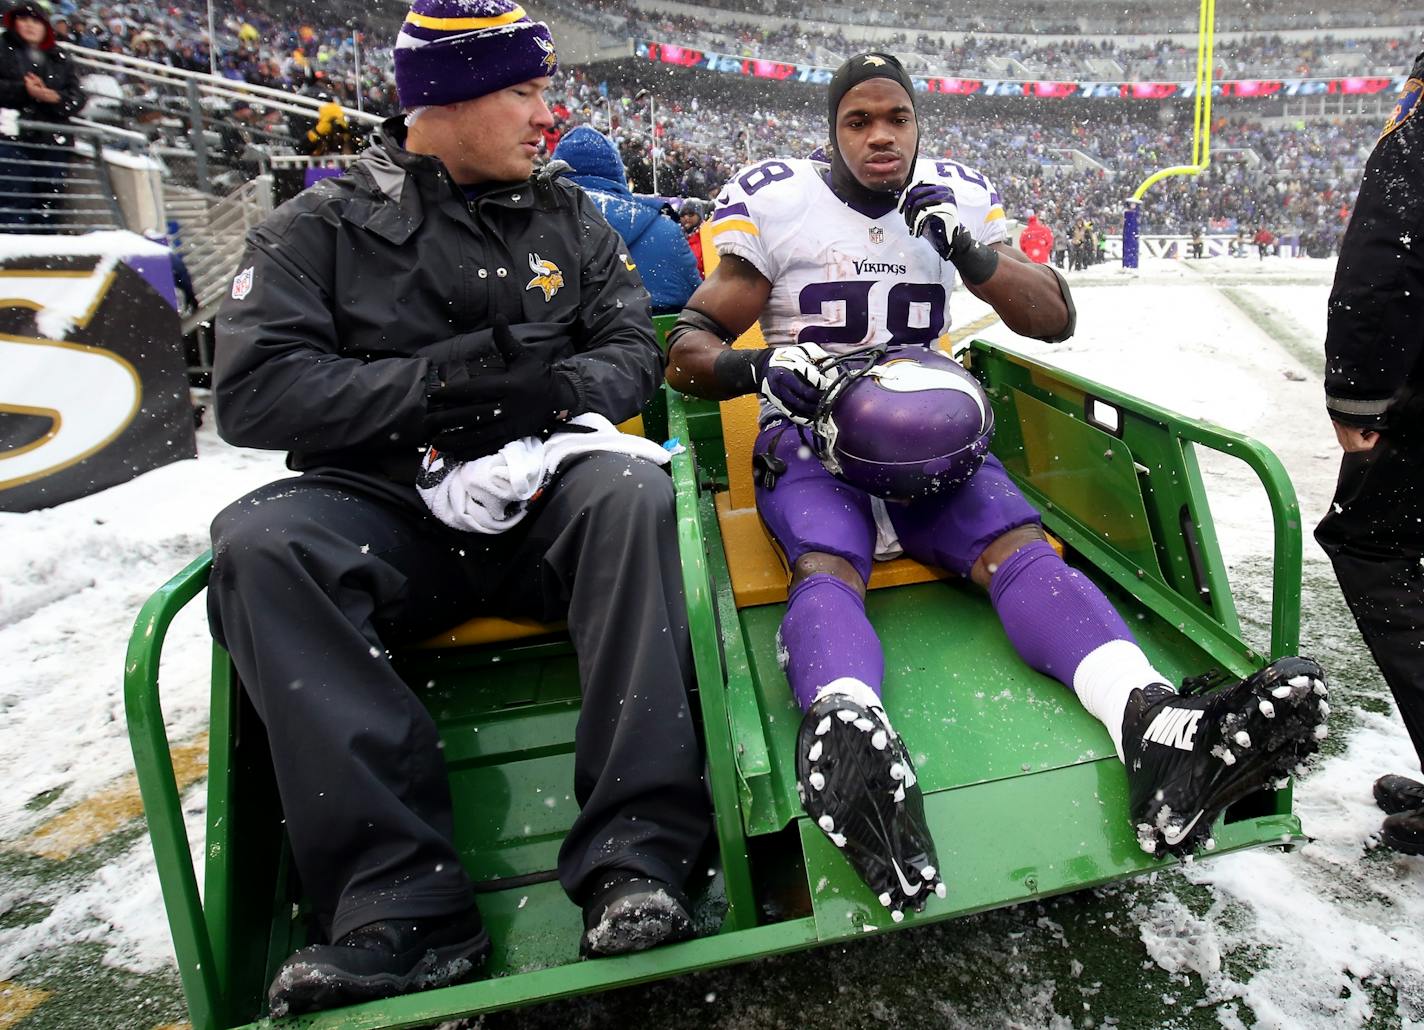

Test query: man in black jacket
[209,0,710,1016]
[1315,53,1424,855]
[0,1,84,230]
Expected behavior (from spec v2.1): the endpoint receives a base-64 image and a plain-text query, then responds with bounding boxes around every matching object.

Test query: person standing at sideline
[1315,55,1424,855]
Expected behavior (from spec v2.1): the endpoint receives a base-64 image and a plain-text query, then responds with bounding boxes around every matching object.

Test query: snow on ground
[2,253,1422,1028]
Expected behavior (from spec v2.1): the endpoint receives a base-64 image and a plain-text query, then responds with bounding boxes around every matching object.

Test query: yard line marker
[10,736,208,861]
[0,981,50,1029]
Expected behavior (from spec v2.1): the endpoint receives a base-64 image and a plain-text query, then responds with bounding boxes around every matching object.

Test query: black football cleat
[580,873,694,958]
[267,905,490,1018]
[1122,656,1328,858]
[1381,807,1424,855]
[795,692,945,922]
[1374,774,1424,816]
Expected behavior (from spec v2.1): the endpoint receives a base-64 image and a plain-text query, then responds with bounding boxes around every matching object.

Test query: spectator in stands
[680,197,705,275]
[0,1,85,231]
[1018,210,1053,263]
[553,125,702,312]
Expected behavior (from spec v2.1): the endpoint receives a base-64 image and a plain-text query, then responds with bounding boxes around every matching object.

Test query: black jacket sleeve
[213,198,434,453]
[1324,60,1424,429]
[556,188,663,423]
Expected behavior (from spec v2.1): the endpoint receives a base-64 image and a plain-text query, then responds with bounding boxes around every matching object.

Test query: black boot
[1122,656,1328,857]
[580,872,694,958]
[267,904,490,1018]
[1381,807,1424,855]
[1374,774,1424,815]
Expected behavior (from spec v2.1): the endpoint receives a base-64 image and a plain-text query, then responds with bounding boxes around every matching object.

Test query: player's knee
[970,524,1048,588]
[791,552,866,596]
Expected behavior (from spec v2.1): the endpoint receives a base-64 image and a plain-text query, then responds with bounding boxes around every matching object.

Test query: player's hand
[424,316,575,460]
[898,181,961,261]
[899,181,1000,285]
[756,342,838,424]
[1331,420,1379,453]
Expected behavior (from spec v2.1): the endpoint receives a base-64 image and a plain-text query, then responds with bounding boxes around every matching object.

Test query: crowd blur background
[7,0,1422,255]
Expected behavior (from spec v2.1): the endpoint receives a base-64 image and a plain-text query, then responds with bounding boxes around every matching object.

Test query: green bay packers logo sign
[1381,77,1422,141]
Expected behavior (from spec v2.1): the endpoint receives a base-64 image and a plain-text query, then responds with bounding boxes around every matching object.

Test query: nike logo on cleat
[891,860,922,897]
[1142,706,1204,750]
[1162,810,1204,847]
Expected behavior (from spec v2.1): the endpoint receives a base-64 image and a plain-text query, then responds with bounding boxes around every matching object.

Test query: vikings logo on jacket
[526,254,564,301]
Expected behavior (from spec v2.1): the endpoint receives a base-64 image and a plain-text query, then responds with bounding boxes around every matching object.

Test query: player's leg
[754,420,943,915]
[890,455,1327,856]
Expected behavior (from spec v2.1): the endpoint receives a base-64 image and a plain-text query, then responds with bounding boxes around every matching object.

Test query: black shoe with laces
[1381,806,1424,855]
[580,872,694,958]
[1374,774,1424,815]
[795,692,945,921]
[266,903,490,1018]
[1122,656,1328,858]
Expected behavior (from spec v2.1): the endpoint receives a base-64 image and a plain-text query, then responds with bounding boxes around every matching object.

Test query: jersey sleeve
[707,161,798,283]
[924,159,1009,248]
[960,175,1009,248]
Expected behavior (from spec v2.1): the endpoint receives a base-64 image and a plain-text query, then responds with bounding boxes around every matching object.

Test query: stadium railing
[0,118,159,235]
[61,44,380,194]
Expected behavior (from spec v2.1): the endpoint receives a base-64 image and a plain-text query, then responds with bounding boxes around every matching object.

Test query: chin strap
[810,341,888,473]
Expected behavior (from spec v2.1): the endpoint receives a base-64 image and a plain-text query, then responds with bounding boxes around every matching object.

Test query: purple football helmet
[813,347,994,500]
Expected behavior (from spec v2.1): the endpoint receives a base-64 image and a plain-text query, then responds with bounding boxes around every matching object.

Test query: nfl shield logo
[231,266,254,300]
[868,226,884,245]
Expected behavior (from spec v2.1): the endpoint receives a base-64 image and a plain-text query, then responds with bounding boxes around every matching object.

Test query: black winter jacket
[0,24,84,143]
[1324,51,1424,431]
[214,119,661,480]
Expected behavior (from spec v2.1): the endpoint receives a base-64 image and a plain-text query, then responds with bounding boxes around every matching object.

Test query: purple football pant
[754,420,1136,709]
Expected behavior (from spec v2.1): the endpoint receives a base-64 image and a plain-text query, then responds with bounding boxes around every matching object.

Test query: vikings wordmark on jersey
[709,157,1007,353]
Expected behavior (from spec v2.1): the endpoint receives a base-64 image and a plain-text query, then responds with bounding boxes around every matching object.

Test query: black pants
[1316,436,1424,770]
[208,456,710,939]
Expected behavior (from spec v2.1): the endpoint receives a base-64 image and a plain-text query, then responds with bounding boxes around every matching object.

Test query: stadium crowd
[626,10,1418,80]
[15,0,1399,251]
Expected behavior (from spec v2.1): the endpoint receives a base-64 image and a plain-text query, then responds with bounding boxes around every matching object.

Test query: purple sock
[988,540,1136,688]
[779,574,885,711]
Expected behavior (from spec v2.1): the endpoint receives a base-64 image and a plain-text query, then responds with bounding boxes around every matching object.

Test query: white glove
[759,342,838,424]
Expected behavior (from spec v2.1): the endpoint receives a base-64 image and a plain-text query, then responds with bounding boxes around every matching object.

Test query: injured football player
[665,50,1328,919]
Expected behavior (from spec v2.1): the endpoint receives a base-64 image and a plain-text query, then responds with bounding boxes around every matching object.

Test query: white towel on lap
[417,413,671,534]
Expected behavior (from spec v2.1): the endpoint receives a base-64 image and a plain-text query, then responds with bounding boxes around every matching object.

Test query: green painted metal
[123,551,224,1030]
[970,340,1301,660]
[123,338,1309,1030]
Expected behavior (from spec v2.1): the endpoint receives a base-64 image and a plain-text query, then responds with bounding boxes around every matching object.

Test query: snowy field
[2,253,1422,1029]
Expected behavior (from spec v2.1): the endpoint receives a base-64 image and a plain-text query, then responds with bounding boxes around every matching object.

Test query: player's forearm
[667,334,752,400]
[969,260,1073,341]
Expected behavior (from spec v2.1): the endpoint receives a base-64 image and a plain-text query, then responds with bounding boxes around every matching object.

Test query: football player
[666,53,1328,919]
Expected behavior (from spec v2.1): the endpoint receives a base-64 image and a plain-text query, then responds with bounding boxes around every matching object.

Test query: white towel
[417,413,671,534]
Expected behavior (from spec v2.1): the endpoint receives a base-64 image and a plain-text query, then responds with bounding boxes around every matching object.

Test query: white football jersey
[709,157,1008,352]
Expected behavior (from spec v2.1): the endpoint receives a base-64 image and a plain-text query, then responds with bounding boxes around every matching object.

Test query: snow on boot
[1381,807,1424,855]
[580,874,694,958]
[267,905,490,1018]
[795,692,944,920]
[1374,774,1424,815]
[1122,656,1328,858]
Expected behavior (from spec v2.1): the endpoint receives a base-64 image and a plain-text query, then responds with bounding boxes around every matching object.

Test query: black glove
[423,316,579,460]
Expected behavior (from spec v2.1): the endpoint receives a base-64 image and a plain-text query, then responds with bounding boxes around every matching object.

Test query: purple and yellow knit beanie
[393,0,558,109]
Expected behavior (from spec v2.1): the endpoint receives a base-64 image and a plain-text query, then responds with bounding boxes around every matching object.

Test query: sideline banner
[636,41,1407,100]
[0,232,196,512]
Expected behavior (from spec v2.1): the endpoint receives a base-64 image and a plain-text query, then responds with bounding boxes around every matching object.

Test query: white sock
[813,677,883,713]
[1073,640,1173,762]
